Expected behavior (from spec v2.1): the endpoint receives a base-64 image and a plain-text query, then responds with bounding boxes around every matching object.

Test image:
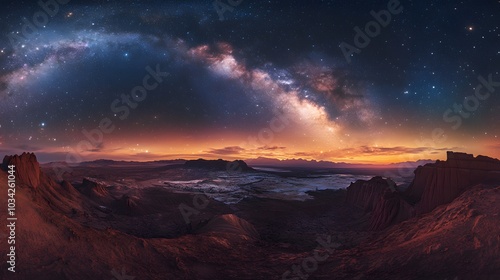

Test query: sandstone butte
[346,151,500,230]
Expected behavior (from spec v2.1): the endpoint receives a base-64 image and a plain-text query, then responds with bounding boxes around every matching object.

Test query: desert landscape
[0,151,498,279]
[1,0,499,279]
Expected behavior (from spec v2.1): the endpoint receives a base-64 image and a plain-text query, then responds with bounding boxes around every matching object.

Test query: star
[0,0,498,163]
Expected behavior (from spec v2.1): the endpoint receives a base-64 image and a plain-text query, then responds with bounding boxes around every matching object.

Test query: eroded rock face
[345,185,500,279]
[406,152,500,215]
[369,190,415,230]
[346,176,392,211]
[1,152,41,188]
[80,177,109,198]
[347,152,500,230]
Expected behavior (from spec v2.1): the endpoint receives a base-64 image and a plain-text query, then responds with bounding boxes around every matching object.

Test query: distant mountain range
[78,159,187,165]
[244,157,434,169]
[42,157,433,170]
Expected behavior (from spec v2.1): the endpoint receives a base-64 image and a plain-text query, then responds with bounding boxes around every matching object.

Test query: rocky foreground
[0,152,499,279]
[346,151,500,230]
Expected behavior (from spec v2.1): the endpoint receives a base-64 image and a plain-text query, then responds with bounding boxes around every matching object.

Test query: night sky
[0,0,499,163]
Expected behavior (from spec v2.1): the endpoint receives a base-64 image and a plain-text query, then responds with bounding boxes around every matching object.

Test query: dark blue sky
[0,0,499,163]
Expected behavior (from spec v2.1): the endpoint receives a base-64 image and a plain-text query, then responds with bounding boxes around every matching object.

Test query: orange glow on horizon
[29,127,498,165]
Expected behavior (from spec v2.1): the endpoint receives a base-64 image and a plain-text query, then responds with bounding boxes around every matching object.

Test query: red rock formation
[61,180,76,192]
[1,152,40,188]
[369,190,414,230]
[80,177,109,198]
[346,176,391,211]
[1,151,497,279]
[322,185,500,279]
[347,152,500,230]
[406,151,500,215]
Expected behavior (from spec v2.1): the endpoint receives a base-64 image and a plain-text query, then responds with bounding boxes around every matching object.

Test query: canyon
[0,152,498,279]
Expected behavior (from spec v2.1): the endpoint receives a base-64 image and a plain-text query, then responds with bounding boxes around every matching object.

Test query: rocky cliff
[368,189,415,230]
[345,176,393,211]
[347,152,500,230]
[327,184,500,279]
[406,151,500,215]
[2,152,41,188]
[0,153,260,279]
[80,177,110,198]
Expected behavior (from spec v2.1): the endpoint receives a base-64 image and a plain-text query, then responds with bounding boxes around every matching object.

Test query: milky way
[0,0,499,163]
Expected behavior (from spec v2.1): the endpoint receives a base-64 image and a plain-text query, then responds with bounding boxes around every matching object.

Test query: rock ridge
[346,152,500,230]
